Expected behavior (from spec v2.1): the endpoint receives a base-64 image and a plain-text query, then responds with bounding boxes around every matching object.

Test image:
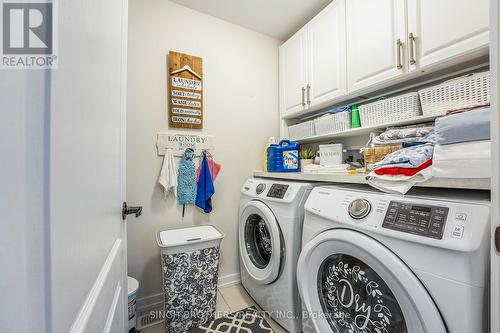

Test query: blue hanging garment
[196,153,215,213]
[177,148,197,216]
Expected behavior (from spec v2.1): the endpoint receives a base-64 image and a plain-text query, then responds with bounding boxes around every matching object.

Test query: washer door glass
[239,201,283,285]
[245,213,273,269]
[297,229,447,333]
[318,253,406,333]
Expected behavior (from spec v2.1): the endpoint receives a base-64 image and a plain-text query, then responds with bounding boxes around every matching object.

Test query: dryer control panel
[382,201,449,239]
[267,184,289,199]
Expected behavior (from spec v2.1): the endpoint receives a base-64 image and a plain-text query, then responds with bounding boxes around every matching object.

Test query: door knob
[122,202,142,220]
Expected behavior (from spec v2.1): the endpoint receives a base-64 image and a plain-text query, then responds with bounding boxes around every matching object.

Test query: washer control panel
[382,201,449,239]
[266,184,289,199]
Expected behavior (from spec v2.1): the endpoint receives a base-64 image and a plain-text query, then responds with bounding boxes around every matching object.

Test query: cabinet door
[346,0,406,93]
[308,0,347,107]
[280,28,307,115]
[408,0,489,71]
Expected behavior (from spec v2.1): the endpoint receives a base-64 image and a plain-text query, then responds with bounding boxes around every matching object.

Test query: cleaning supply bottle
[263,137,276,172]
[351,103,361,128]
[267,140,301,172]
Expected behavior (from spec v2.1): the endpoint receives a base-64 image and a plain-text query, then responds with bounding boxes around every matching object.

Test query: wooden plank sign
[156,132,214,156]
[168,51,203,129]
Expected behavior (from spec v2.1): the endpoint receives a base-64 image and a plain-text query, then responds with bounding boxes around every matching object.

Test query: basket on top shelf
[359,92,422,127]
[288,120,315,140]
[418,71,490,116]
[314,111,351,136]
[363,145,402,173]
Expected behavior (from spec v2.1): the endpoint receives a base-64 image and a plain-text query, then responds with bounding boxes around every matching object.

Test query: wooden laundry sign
[156,132,214,156]
[168,51,203,129]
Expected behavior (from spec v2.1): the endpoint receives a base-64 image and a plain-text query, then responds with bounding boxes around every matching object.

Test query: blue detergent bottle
[267,140,301,172]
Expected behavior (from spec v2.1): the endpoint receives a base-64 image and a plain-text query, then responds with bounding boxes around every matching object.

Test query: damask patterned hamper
[157,225,225,333]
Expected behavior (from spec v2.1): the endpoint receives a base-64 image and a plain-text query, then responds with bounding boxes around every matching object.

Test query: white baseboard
[136,293,163,313]
[218,272,241,288]
[136,272,241,312]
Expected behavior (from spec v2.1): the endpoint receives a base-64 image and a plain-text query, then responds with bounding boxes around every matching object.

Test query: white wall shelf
[253,171,491,190]
[294,114,438,143]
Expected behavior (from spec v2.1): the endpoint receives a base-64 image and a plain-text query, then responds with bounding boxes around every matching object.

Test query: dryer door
[298,229,447,333]
[239,201,283,285]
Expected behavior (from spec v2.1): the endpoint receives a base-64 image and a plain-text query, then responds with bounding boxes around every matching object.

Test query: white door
[298,229,447,333]
[308,0,347,107]
[239,201,283,284]
[280,28,307,116]
[50,0,130,332]
[408,0,489,72]
[490,0,500,330]
[346,0,406,93]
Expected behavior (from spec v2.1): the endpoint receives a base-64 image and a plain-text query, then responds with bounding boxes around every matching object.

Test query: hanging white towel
[158,148,178,197]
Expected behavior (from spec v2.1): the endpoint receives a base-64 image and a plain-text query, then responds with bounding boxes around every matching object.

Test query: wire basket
[359,92,422,127]
[363,145,402,173]
[418,72,490,116]
[288,121,315,140]
[314,112,351,135]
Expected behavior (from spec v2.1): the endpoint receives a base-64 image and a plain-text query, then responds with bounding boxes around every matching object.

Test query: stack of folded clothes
[432,106,491,179]
[370,123,436,147]
[366,144,434,194]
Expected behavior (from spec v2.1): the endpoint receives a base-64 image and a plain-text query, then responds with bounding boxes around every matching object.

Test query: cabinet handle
[306,84,311,105]
[301,86,306,106]
[409,33,416,65]
[396,39,403,69]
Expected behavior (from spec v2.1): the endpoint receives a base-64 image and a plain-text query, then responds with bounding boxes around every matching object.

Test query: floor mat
[188,306,274,333]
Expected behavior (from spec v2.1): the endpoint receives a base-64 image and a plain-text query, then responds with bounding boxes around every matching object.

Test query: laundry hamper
[157,225,224,333]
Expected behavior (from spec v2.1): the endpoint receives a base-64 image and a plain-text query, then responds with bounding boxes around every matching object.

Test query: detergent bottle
[262,137,276,172]
[267,140,301,172]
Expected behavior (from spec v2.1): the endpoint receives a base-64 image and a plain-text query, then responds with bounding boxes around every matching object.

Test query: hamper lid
[128,276,139,296]
[157,225,224,248]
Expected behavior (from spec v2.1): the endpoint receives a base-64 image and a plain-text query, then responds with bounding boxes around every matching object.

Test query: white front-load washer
[239,178,314,333]
[298,185,490,333]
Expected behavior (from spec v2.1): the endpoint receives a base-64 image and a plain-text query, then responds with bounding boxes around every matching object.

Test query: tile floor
[141,284,287,333]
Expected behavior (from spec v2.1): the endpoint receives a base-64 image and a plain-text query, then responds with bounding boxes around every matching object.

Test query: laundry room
[3,1,500,333]
[125,0,496,332]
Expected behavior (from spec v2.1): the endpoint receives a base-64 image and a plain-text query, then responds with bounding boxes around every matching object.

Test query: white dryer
[239,178,313,333]
[298,185,490,333]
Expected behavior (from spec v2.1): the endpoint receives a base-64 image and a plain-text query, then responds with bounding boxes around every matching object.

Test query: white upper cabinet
[280,28,308,115]
[407,0,489,72]
[346,0,406,93]
[279,0,490,119]
[308,0,347,107]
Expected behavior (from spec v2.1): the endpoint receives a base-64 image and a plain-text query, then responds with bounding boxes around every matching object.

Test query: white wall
[127,0,281,302]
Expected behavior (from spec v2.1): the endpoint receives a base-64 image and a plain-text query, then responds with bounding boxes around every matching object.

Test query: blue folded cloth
[196,154,215,213]
[435,107,490,145]
[369,144,434,170]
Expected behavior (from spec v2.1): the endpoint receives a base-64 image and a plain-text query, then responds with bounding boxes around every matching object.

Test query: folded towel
[367,166,433,194]
[435,107,490,145]
[196,155,215,213]
[433,141,490,178]
[378,124,434,140]
[371,124,436,146]
[374,159,432,176]
[369,144,434,170]
[158,148,178,197]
